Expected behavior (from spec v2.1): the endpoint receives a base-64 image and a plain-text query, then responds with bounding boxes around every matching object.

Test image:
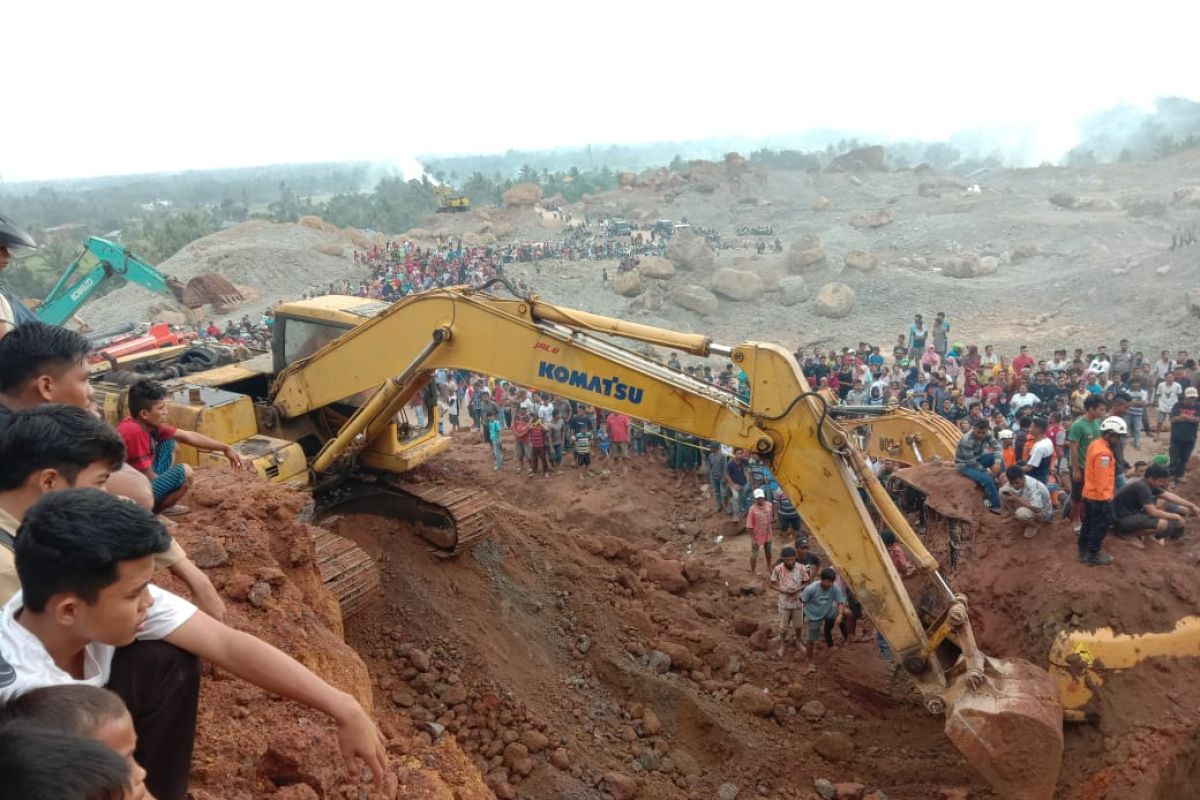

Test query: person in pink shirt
[745,488,775,574]
[606,412,631,472]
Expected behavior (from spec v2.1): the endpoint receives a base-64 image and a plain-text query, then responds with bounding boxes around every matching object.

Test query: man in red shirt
[606,412,631,473]
[115,379,249,515]
[1011,345,1035,376]
[745,488,775,574]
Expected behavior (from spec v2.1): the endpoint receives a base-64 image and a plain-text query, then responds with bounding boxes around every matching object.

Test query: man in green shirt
[1067,395,1108,533]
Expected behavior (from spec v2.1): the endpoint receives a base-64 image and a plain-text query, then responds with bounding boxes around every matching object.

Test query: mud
[169,444,1200,799]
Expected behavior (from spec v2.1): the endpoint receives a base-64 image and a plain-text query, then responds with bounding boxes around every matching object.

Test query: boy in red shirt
[115,379,249,514]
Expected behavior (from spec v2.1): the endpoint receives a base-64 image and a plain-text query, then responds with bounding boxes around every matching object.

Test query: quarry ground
[172,434,1200,800]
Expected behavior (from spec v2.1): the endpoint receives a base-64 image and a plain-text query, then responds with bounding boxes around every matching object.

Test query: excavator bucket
[179,274,246,310]
[943,657,1064,800]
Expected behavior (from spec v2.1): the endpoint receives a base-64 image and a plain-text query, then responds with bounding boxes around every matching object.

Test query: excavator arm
[270,286,1063,800]
[36,237,188,326]
[829,405,962,465]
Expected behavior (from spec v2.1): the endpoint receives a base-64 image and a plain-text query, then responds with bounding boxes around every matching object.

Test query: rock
[814,731,855,762]
[667,229,715,271]
[601,771,639,800]
[747,628,769,651]
[787,238,827,272]
[717,782,742,800]
[978,256,1000,275]
[938,252,996,279]
[247,581,271,608]
[827,145,887,172]
[671,284,720,316]
[670,748,701,777]
[518,729,549,754]
[485,773,517,799]
[682,558,710,583]
[1157,264,1173,276]
[638,255,676,279]
[655,641,696,672]
[407,648,432,673]
[648,650,672,673]
[710,268,764,301]
[439,685,469,706]
[1186,289,1200,317]
[1049,192,1079,209]
[190,536,229,568]
[1124,198,1167,217]
[811,196,831,211]
[502,741,529,767]
[814,778,837,800]
[778,275,810,306]
[502,183,542,208]
[834,783,867,800]
[813,283,856,319]
[614,270,644,297]
[641,708,662,735]
[641,554,689,594]
[843,250,879,272]
[1173,186,1200,208]
[576,635,591,654]
[731,617,759,636]
[550,747,571,770]
[800,700,827,722]
[390,687,416,707]
[848,209,893,229]
[226,573,255,600]
[731,684,774,717]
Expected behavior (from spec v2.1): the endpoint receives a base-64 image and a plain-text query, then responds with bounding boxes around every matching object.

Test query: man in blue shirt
[800,567,847,671]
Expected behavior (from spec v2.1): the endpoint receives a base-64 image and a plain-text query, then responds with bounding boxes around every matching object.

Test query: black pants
[107,640,201,800]
[1169,438,1196,480]
[1080,499,1113,556]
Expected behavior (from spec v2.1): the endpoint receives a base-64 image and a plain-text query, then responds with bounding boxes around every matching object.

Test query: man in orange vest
[1079,416,1128,566]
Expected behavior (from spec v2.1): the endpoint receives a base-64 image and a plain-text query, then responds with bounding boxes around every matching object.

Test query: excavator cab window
[274,316,351,372]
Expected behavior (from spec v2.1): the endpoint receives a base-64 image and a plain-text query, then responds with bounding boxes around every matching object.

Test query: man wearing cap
[745,487,775,574]
[1168,387,1200,485]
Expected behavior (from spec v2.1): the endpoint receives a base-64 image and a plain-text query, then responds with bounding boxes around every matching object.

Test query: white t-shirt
[1087,358,1110,375]
[0,585,196,702]
[1157,382,1182,413]
[537,402,554,424]
[1011,392,1040,410]
[1026,437,1055,470]
[0,294,13,328]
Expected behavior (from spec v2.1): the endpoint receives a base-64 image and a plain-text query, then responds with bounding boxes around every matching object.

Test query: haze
[5,0,1200,182]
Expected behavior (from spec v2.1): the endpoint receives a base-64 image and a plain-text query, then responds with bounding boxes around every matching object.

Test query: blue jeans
[957,463,1001,509]
[710,476,731,512]
[492,439,503,469]
[1125,413,1142,449]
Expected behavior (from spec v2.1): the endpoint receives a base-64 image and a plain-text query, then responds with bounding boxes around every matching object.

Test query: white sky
[4,0,1200,182]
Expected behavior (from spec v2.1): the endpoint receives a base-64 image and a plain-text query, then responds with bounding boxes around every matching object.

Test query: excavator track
[311,528,380,617]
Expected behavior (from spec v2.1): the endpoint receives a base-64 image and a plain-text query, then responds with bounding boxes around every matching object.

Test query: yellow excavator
[95,284,1065,796]
[258,282,1064,800]
[829,403,961,465]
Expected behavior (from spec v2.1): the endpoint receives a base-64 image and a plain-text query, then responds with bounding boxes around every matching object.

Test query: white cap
[998,429,1014,440]
[753,488,766,499]
[1187,387,1199,398]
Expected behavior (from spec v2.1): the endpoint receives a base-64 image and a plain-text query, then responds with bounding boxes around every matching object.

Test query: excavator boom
[270,286,1064,799]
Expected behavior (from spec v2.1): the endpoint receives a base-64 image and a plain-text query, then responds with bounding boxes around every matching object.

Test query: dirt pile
[164,473,490,799]
[87,220,374,331]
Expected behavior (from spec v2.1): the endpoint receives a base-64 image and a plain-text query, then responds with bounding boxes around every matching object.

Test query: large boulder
[613,270,644,297]
[813,283,856,318]
[827,145,888,172]
[731,684,774,717]
[779,276,810,306]
[671,284,719,316]
[640,554,689,594]
[811,195,831,211]
[848,209,893,229]
[938,253,998,279]
[710,268,764,302]
[1173,186,1200,208]
[844,250,879,272]
[667,229,715,271]
[502,182,543,208]
[638,255,676,279]
[787,235,827,273]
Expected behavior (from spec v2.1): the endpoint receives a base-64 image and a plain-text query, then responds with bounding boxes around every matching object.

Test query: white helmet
[1099,416,1128,435]
[997,429,1014,440]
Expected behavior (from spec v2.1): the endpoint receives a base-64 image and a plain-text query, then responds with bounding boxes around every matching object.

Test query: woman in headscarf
[920,344,941,373]
[944,355,961,387]
[963,372,981,399]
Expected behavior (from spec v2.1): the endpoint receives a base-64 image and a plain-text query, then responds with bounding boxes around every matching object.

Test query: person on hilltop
[955,418,1002,514]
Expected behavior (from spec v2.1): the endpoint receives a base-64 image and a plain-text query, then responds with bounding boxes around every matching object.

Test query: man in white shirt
[1155,350,1178,382]
[0,489,387,800]
[980,344,999,368]
[1156,373,1183,436]
[1010,383,1040,411]
[1000,466,1054,539]
[1087,351,1111,376]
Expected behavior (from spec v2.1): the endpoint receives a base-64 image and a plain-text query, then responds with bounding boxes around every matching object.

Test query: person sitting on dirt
[999,466,1055,540]
[770,546,809,658]
[745,488,775,575]
[1079,416,1127,566]
[799,567,847,674]
[115,379,250,516]
[0,489,387,800]
[0,684,151,799]
[955,418,1002,514]
[1112,463,1198,547]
